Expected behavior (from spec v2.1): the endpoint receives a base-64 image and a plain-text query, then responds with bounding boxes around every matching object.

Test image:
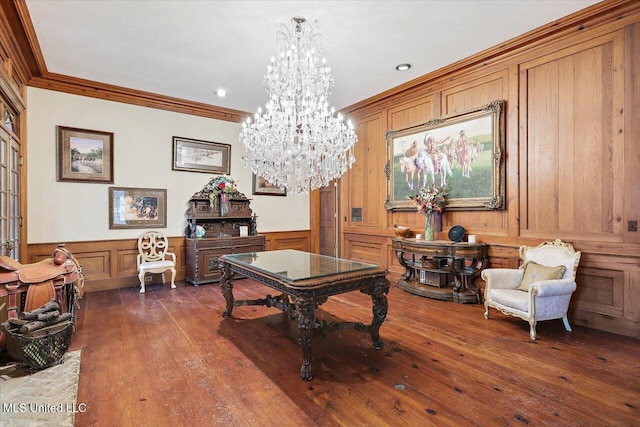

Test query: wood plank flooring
[70,278,639,426]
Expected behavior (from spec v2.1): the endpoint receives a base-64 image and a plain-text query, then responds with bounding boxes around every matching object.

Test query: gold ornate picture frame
[384,100,506,211]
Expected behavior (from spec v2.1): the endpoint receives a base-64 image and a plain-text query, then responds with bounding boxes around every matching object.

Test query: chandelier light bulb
[239,16,357,194]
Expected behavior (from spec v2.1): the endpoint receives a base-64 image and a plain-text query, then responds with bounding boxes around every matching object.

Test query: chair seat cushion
[518,261,566,292]
[140,260,175,271]
[490,289,529,312]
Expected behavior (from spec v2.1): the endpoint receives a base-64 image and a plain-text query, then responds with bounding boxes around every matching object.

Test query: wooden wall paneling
[571,253,640,338]
[572,251,640,338]
[506,64,522,239]
[574,266,624,317]
[624,22,640,244]
[442,73,507,114]
[386,94,438,234]
[342,233,387,268]
[486,244,520,268]
[263,230,310,252]
[26,232,308,293]
[341,112,386,233]
[387,94,437,130]
[440,70,510,236]
[519,31,624,243]
[27,237,187,293]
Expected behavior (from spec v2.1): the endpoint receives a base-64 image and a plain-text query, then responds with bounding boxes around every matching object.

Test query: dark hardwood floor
[70,278,639,426]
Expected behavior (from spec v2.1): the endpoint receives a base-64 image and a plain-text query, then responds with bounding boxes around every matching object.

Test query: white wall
[26,87,309,244]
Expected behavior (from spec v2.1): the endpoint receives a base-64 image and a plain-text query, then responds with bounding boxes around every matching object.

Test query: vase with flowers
[408,184,449,241]
[205,175,237,216]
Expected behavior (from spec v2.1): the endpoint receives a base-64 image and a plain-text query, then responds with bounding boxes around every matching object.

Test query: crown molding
[8,0,249,123]
[29,73,249,123]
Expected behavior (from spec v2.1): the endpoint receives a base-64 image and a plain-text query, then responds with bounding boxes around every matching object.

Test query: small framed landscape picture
[109,187,167,229]
[172,136,231,174]
[252,174,286,196]
[57,126,114,183]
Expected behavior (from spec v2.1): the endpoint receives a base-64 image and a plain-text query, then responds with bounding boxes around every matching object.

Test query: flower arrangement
[408,184,450,214]
[205,175,237,206]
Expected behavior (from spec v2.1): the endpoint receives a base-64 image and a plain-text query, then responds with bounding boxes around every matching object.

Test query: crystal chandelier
[240,17,358,195]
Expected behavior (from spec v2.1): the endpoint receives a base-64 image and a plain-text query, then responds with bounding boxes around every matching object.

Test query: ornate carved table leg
[220,262,234,318]
[369,277,390,350]
[394,249,412,280]
[294,295,315,381]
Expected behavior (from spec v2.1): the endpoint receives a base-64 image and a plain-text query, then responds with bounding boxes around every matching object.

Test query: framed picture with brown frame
[172,136,231,174]
[252,174,287,196]
[384,100,506,211]
[109,187,167,229]
[57,126,114,183]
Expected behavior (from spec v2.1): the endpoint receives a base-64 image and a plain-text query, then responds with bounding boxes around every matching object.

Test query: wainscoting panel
[27,231,309,293]
[343,235,386,267]
[264,230,310,252]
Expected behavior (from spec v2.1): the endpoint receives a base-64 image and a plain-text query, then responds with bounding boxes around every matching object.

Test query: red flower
[218,182,226,190]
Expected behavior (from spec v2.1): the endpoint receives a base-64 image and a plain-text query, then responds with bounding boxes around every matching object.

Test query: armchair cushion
[518,261,566,292]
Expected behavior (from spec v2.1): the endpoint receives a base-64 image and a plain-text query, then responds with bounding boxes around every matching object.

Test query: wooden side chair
[137,230,176,294]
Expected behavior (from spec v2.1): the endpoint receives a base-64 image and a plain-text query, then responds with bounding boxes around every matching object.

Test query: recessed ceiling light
[215,89,227,97]
[395,63,412,71]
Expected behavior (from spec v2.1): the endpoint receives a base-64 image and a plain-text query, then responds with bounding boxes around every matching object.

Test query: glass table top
[223,249,379,282]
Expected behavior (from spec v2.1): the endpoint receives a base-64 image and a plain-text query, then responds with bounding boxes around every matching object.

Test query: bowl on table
[393,225,412,238]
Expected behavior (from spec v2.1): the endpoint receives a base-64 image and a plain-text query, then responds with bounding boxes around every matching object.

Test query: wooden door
[319,182,337,257]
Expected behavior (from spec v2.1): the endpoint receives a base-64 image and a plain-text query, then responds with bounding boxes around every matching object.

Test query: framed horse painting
[384,100,506,211]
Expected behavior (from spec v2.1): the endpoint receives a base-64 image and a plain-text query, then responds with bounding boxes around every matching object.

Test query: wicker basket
[5,321,73,369]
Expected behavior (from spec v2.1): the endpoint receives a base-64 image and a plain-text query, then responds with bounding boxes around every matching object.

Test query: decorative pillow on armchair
[518,261,567,292]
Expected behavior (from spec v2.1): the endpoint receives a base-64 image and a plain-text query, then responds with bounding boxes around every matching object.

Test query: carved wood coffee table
[219,249,390,381]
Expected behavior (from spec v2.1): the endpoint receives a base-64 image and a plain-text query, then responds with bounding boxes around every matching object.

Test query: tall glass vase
[424,211,434,241]
[220,194,229,217]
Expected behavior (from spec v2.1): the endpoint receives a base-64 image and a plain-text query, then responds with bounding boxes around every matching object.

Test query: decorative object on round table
[448,225,466,242]
[393,225,411,238]
[194,225,206,238]
[424,211,435,241]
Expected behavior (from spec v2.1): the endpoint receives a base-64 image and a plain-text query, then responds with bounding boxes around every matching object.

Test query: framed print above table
[109,187,167,229]
[252,173,287,196]
[384,100,506,211]
[172,136,231,174]
[57,126,114,183]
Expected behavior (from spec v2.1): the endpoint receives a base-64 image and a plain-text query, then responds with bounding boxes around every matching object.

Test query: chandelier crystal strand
[240,17,357,195]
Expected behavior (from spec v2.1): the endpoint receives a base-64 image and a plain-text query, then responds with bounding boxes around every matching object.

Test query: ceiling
[25,0,600,114]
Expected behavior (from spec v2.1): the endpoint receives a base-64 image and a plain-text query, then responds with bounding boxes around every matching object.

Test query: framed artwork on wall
[384,100,506,211]
[57,126,114,183]
[252,173,287,196]
[109,187,167,229]
[172,136,231,174]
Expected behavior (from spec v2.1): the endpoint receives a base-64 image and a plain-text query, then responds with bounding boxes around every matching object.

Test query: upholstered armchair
[137,230,176,294]
[481,239,581,340]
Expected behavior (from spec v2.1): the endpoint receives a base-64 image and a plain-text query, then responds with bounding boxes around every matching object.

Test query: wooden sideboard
[391,238,489,304]
[184,184,265,285]
[186,235,265,285]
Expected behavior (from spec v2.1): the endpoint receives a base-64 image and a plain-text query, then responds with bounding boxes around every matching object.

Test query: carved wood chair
[481,239,581,340]
[137,230,176,294]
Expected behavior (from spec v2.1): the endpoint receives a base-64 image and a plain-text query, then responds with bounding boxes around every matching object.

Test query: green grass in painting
[393,136,492,202]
